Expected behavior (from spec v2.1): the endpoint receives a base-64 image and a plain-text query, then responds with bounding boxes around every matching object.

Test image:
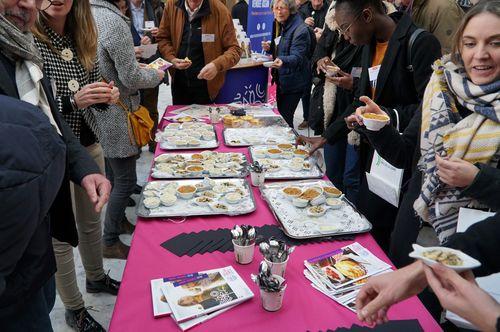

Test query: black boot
[86,272,120,296]
[65,307,106,332]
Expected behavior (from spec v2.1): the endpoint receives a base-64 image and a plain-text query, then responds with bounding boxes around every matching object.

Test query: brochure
[162,266,254,323]
[304,242,391,290]
[151,273,207,318]
[147,57,172,71]
[151,278,172,318]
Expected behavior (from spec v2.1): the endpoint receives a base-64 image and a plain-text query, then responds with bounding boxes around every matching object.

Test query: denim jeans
[2,276,55,332]
[103,156,137,246]
[324,139,360,204]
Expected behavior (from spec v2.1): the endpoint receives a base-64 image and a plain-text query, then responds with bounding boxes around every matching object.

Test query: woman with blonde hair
[346,0,500,267]
[33,1,121,330]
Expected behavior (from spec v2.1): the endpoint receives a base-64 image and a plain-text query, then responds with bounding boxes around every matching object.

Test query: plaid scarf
[0,14,44,68]
[414,55,500,243]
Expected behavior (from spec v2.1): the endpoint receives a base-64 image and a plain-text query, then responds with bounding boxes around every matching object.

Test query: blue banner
[247,0,274,52]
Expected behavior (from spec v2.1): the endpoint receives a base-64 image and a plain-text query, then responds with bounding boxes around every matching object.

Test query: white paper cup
[233,240,255,264]
[250,171,266,187]
[260,286,286,312]
[264,256,289,277]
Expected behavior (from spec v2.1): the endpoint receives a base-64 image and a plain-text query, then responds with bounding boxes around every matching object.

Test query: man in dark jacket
[0,96,67,331]
[0,1,111,328]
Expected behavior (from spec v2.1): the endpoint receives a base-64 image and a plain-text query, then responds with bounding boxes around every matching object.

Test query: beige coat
[412,0,463,54]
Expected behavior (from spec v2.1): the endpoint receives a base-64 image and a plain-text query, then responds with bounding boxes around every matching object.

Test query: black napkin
[161,225,355,257]
[322,320,423,332]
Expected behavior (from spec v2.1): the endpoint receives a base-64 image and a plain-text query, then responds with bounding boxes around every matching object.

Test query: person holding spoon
[344,0,500,269]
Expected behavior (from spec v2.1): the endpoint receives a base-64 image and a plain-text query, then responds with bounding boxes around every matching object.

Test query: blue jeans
[104,156,137,246]
[2,276,55,332]
[324,139,360,204]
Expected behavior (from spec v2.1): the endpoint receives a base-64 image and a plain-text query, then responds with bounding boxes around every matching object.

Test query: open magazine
[304,242,392,313]
[160,266,254,324]
[305,242,391,290]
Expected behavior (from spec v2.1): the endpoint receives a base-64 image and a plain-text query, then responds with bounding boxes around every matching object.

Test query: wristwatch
[69,95,78,111]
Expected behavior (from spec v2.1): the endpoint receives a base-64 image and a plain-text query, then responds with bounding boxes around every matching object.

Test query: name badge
[274,36,281,46]
[351,67,362,78]
[202,34,215,42]
[368,65,381,88]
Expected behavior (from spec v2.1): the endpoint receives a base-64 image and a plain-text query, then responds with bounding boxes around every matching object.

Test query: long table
[109,106,442,332]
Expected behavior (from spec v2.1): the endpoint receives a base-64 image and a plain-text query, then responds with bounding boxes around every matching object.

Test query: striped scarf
[414,55,500,243]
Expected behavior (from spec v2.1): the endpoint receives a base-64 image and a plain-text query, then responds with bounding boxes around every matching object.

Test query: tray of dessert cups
[249,144,323,180]
[223,126,296,147]
[137,178,257,218]
[222,114,288,128]
[156,122,219,150]
[151,151,249,179]
[259,179,372,239]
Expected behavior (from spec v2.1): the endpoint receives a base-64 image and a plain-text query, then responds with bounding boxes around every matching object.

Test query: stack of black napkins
[161,224,355,257]
[322,320,423,332]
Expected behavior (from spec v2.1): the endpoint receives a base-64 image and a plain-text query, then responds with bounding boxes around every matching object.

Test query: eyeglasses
[37,0,54,11]
[337,10,364,37]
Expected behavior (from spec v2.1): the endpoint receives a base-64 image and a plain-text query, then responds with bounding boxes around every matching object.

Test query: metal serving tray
[222,115,288,129]
[248,145,323,180]
[137,178,257,218]
[223,127,296,147]
[260,179,372,239]
[157,123,219,150]
[151,152,249,179]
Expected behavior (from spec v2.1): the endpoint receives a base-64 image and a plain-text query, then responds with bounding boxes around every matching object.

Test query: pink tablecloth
[109,106,441,332]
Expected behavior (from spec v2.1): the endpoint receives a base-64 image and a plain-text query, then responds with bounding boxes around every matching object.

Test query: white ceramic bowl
[326,198,342,209]
[209,202,229,213]
[289,162,303,172]
[409,244,481,272]
[186,165,204,176]
[143,197,161,209]
[281,186,303,200]
[323,186,342,198]
[310,195,326,206]
[292,197,309,208]
[263,61,274,68]
[193,196,214,206]
[176,185,197,199]
[160,193,177,207]
[189,139,201,146]
[225,192,243,204]
[361,113,390,131]
[307,206,326,217]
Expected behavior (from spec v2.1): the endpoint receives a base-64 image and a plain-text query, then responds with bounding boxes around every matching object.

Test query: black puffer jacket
[0,96,66,316]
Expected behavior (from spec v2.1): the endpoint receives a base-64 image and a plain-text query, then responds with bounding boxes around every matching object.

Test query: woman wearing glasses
[263,0,312,127]
[299,0,441,253]
[32,0,121,331]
